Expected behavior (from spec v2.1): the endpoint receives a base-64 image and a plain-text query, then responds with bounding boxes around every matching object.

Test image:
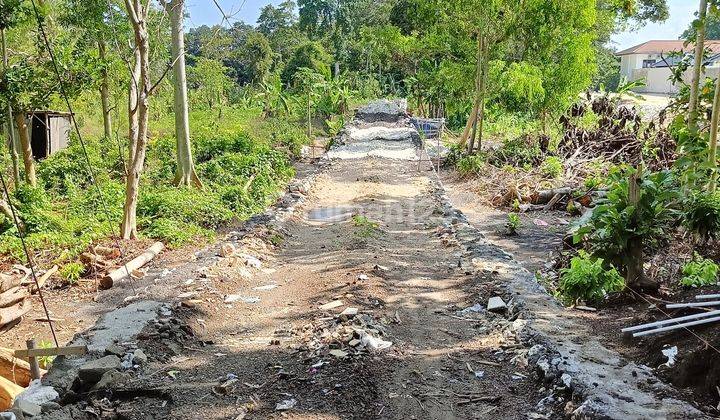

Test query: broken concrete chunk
[13,399,41,418]
[319,300,344,310]
[329,349,348,358]
[340,307,358,317]
[133,349,148,365]
[487,296,507,312]
[104,343,126,357]
[275,398,297,411]
[78,355,121,383]
[92,369,128,390]
[348,339,361,347]
[224,295,260,304]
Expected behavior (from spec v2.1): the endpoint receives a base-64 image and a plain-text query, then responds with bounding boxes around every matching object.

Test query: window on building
[642,59,656,68]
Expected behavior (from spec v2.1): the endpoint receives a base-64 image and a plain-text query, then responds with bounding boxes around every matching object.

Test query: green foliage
[540,156,563,179]
[144,218,214,248]
[37,340,56,369]
[60,262,85,284]
[559,251,625,303]
[680,253,719,288]
[282,41,332,84]
[351,214,380,238]
[498,62,545,111]
[684,192,720,242]
[456,154,486,176]
[572,168,680,269]
[505,213,520,235]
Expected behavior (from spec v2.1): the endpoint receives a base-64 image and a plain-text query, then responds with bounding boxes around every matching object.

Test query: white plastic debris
[275,398,297,411]
[474,370,485,379]
[561,373,572,388]
[358,330,392,351]
[253,284,278,291]
[459,303,484,314]
[224,295,260,304]
[661,345,678,368]
[357,274,369,281]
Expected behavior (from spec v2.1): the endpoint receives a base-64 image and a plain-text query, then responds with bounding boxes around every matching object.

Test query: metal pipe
[666,300,720,309]
[621,309,720,333]
[633,315,720,337]
[695,294,720,300]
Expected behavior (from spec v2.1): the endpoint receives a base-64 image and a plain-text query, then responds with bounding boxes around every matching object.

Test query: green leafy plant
[559,251,625,303]
[60,262,85,284]
[684,192,720,242]
[456,154,486,176]
[351,215,380,238]
[571,168,680,270]
[540,156,563,179]
[505,213,521,235]
[37,340,56,369]
[680,253,719,287]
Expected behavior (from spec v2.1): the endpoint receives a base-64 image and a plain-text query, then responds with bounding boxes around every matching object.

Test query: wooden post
[26,339,41,380]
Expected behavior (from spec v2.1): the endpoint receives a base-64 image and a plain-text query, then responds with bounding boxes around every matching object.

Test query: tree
[688,0,708,133]
[281,41,331,84]
[257,0,296,36]
[121,0,153,238]
[683,8,720,39]
[0,0,24,187]
[165,0,201,187]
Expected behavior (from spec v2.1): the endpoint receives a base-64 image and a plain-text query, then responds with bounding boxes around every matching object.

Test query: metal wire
[0,170,58,346]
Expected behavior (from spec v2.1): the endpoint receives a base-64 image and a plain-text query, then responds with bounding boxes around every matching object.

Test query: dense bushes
[0,109,302,264]
[559,251,625,303]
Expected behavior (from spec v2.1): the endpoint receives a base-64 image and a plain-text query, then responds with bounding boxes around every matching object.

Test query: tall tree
[257,0,296,36]
[121,0,152,238]
[166,0,201,187]
[688,0,708,133]
[0,0,21,187]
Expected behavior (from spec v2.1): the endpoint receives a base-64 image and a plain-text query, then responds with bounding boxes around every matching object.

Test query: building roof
[616,40,720,56]
[651,52,720,68]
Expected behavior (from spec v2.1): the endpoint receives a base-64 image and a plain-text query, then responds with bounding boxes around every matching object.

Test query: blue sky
[186,0,696,51]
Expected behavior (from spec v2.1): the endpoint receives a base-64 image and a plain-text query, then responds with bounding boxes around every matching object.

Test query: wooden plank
[13,345,88,359]
[0,374,23,411]
[0,347,43,387]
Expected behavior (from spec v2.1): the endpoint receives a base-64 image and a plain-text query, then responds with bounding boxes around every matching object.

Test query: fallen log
[0,374,23,411]
[528,187,572,205]
[0,274,21,294]
[0,300,31,327]
[94,245,120,259]
[0,347,42,387]
[100,242,164,289]
[29,265,58,294]
[0,287,27,308]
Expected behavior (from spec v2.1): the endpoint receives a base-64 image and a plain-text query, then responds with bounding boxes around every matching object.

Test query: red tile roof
[616,40,720,56]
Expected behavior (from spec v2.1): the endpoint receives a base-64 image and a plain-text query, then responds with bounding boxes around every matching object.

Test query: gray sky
[186,0,696,51]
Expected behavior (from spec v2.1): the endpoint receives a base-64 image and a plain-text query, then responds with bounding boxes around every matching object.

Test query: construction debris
[487,297,507,312]
[318,300,344,311]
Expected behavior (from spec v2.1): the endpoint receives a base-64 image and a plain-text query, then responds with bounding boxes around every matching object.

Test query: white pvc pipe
[621,309,720,333]
[695,294,720,300]
[666,300,720,309]
[633,315,720,337]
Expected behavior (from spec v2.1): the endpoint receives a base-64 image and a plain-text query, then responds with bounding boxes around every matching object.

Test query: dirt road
[96,158,542,419]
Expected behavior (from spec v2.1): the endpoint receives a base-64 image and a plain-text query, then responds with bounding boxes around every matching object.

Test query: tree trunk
[14,113,35,187]
[168,0,201,187]
[334,61,340,80]
[121,0,151,239]
[460,34,483,152]
[475,39,489,153]
[709,69,720,191]
[688,0,708,132]
[1,27,20,188]
[626,165,656,290]
[98,40,112,140]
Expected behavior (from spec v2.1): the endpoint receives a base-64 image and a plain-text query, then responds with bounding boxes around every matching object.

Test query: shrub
[572,168,680,269]
[540,156,563,179]
[352,215,380,238]
[680,253,719,287]
[559,251,625,303]
[506,213,520,235]
[489,135,542,167]
[138,187,234,229]
[684,192,720,242]
[456,154,485,176]
[60,262,85,284]
[144,218,214,248]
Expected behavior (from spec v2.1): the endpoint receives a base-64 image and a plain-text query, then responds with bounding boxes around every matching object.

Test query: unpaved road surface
[105,158,544,419]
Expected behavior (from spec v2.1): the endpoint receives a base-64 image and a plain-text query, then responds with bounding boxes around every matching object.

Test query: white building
[616,40,720,94]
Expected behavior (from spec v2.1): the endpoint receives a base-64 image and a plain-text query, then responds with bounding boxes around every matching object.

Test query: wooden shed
[27,110,71,160]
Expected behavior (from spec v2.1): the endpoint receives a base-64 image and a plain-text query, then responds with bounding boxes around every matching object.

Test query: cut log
[93,245,120,259]
[0,274,21,294]
[29,265,57,294]
[100,242,164,289]
[0,347,43,387]
[0,300,31,327]
[528,187,573,204]
[0,374,23,410]
[0,287,27,308]
[543,193,563,211]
